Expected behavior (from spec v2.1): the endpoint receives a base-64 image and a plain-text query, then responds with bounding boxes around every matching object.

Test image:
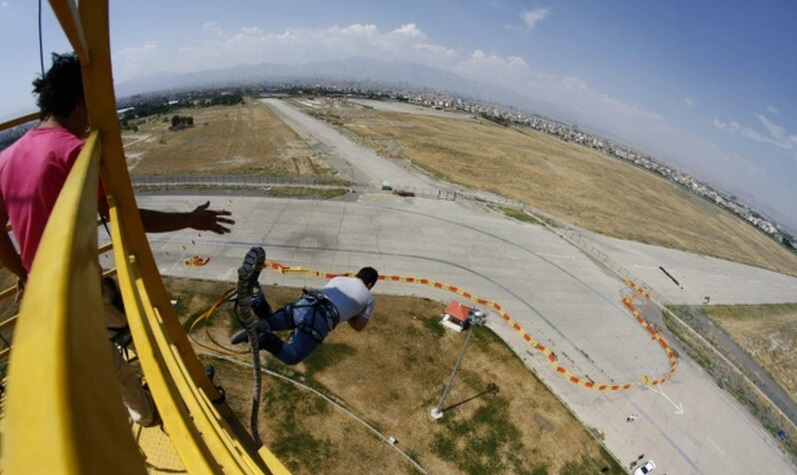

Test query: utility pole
[431,309,487,420]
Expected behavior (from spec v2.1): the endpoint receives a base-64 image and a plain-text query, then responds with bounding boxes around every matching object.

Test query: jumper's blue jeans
[251,293,333,365]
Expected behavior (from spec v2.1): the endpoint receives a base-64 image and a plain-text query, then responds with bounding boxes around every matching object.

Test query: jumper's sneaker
[250,292,274,319]
[235,246,271,346]
[203,363,216,382]
[237,246,265,295]
[230,319,272,345]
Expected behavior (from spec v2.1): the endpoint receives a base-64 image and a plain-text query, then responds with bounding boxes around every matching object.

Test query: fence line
[131,174,345,187]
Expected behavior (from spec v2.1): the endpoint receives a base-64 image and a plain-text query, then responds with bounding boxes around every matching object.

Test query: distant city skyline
[1,1,795,230]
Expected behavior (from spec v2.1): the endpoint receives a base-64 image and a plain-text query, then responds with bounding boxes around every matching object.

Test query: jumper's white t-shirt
[320,276,374,322]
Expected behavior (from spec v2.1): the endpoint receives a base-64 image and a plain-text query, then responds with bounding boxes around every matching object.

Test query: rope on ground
[264,261,678,390]
[187,287,248,356]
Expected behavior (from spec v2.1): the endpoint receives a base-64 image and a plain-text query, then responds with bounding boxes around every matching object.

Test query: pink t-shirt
[0,127,84,272]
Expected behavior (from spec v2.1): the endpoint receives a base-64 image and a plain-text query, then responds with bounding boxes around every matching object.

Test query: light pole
[431,309,487,420]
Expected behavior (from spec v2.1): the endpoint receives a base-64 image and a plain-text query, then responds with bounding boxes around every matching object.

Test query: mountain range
[115,57,573,122]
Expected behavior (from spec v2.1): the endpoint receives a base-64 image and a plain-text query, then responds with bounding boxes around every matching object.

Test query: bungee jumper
[231,246,378,365]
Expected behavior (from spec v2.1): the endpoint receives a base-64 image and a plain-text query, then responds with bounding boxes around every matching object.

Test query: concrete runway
[123,99,797,474]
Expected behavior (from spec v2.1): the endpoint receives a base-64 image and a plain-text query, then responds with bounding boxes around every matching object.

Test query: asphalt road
[122,99,797,475]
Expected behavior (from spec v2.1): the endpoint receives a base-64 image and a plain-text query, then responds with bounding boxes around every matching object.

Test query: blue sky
[1,1,796,231]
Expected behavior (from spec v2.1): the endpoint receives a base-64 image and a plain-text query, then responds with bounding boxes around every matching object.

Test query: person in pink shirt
[0,53,235,426]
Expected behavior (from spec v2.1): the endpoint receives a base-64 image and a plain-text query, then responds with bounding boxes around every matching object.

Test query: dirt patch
[168,276,622,475]
[308,101,797,276]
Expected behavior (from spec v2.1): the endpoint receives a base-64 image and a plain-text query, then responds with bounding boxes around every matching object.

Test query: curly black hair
[356,267,379,287]
[32,53,83,120]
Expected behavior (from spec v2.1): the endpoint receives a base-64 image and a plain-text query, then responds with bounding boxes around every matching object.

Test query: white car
[634,460,656,475]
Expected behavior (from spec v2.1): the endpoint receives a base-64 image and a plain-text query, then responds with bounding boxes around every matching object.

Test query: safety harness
[283,289,341,341]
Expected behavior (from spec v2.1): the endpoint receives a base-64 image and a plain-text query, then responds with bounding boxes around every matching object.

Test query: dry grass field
[308,100,797,277]
[122,97,333,177]
[703,303,797,401]
[169,276,622,475]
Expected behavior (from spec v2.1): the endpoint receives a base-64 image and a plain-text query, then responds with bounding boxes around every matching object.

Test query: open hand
[190,201,235,234]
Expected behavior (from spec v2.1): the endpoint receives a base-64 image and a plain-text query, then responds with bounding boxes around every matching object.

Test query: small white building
[441,301,472,332]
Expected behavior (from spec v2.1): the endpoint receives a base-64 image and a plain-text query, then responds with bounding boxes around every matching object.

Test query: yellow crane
[0,2,289,473]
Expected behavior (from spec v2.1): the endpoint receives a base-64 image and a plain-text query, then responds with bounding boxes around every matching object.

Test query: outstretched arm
[347,315,369,332]
[138,201,235,234]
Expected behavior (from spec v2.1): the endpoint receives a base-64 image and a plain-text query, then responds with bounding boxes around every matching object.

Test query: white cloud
[455,49,530,81]
[114,42,163,78]
[756,114,787,140]
[394,23,424,37]
[766,105,779,115]
[240,27,263,36]
[685,97,693,107]
[338,23,378,37]
[142,22,462,72]
[521,8,550,30]
[714,114,797,159]
[713,119,741,132]
[756,114,797,151]
[202,22,223,36]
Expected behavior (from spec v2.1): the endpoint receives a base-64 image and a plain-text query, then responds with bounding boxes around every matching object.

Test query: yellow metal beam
[0,112,39,132]
[108,204,222,473]
[48,0,88,62]
[78,0,243,439]
[0,245,116,361]
[109,191,285,472]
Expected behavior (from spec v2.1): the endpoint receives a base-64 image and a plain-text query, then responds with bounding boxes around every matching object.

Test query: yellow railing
[109,197,281,473]
[0,113,40,132]
[1,0,289,473]
[4,130,145,473]
[0,242,115,363]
